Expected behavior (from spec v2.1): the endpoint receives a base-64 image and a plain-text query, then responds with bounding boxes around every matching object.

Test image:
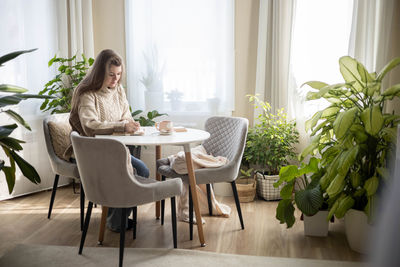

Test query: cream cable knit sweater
[70,84,133,137]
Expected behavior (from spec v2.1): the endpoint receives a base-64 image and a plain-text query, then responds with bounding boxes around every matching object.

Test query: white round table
[95,127,210,247]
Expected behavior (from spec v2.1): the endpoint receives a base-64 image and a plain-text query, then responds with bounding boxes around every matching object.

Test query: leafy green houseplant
[131,109,166,126]
[0,49,53,193]
[243,95,299,201]
[298,56,400,222]
[39,54,94,114]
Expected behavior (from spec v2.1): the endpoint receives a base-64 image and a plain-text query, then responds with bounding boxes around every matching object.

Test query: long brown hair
[70,49,124,113]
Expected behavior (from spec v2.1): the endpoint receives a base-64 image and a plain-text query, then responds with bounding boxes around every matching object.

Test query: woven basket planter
[256,172,284,201]
[236,177,256,202]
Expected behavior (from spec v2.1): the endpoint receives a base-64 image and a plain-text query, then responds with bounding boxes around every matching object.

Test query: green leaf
[280,181,294,199]
[0,84,28,93]
[4,110,31,130]
[333,107,358,140]
[305,111,322,132]
[326,173,345,197]
[0,124,18,137]
[350,124,368,143]
[48,54,57,67]
[276,199,296,228]
[360,105,384,136]
[377,57,400,81]
[302,81,328,90]
[382,84,400,100]
[9,150,41,184]
[364,176,379,197]
[299,141,318,161]
[339,56,364,92]
[335,196,355,218]
[0,48,37,66]
[321,106,340,118]
[2,166,16,194]
[338,146,359,176]
[131,109,143,117]
[295,186,323,216]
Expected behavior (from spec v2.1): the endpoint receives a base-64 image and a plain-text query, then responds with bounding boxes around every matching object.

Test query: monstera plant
[300,56,400,221]
[0,49,53,193]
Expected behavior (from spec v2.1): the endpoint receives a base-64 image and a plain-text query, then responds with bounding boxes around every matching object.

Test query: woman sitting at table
[69,49,149,232]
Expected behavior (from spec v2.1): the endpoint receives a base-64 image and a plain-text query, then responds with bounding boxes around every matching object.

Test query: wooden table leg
[184,144,206,247]
[155,145,161,219]
[98,206,108,245]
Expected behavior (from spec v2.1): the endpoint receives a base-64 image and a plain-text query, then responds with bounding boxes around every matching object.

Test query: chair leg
[80,184,85,231]
[171,197,177,248]
[161,176,166,225]
[120,208,127,267]
[47,174,59,219]
[231,181,244,229]
[132,207,137,240]
[189,185,193,240]
[98,206,108,245]
[79,201,93,254]
[206,184,212,216]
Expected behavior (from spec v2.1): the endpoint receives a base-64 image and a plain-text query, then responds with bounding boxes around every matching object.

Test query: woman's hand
[124,120,141,133]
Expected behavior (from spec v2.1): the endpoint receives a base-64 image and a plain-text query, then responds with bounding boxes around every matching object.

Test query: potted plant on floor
[236,168,256,202]
[299,56,400,252]
[244,95,299,201]
[274,157,330,236]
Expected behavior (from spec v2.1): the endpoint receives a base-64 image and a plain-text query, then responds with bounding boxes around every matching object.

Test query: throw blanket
[168,145,231,223]
[168,145,228,174]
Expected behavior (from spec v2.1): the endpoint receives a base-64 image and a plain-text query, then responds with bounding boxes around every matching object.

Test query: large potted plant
[39,54,94,114]
[0,49,53,193]
[299,56,400,252]
[274,157,330,236]
[244,95,299,201]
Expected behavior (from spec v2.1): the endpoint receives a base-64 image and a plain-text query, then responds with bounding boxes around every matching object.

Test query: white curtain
[0,0,63,199]
[349,0,400,114]
[125,0,234,116]
[254,0,295,119]
[57,0,95,59]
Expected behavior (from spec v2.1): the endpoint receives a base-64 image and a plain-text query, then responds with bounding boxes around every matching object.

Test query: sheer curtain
[125,0,234,119]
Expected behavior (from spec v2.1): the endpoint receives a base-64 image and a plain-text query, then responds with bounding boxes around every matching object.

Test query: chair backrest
[70,132,160,207]
[202,116,249,173]
[43,113,79,178]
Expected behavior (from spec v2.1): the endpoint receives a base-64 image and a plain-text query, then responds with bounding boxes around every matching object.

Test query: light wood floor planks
[0,185,363,262]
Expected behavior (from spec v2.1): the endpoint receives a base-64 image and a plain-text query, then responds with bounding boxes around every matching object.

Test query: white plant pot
[344,209,373,254]
[145,91,164,111]
[303,211,329,237]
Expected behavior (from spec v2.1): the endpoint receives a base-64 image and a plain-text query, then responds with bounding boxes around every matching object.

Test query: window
[125,0,234,115]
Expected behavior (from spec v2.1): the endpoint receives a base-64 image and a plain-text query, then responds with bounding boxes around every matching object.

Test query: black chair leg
[47,174,59,219]
[79,201,93,254]
[161,176,166,225]
[132,207,137,240]
[120,208,127,267]
[189,185,193,240]
[206,184,212,216]
[231,181,244,229]
[80,184,85,231]
[171,197,177,248]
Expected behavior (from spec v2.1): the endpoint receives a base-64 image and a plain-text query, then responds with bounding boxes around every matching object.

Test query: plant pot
[304,211,329,237]
[256,173,283,201]
[236,177,256,202]
[344,209,373,254]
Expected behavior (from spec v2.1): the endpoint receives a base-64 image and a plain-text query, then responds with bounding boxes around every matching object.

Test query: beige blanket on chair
[168,145,231,223]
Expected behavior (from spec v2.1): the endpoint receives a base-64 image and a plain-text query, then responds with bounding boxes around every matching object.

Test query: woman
[70,49,149,232]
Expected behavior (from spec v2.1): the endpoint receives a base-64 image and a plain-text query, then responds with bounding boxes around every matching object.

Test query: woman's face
[103,64,122,88]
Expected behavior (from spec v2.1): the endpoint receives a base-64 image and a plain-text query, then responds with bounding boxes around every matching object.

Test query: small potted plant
[244,95,299,201]
[236,168,256,202]
[166,89,183,111]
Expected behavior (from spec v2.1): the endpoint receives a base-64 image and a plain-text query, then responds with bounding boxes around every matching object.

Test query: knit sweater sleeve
[119,85,134,121]
[78,92,126,136]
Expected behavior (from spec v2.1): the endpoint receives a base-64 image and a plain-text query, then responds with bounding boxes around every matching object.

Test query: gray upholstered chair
[43,114,84,230]
[70,132,182,267]
[157,116,249,239]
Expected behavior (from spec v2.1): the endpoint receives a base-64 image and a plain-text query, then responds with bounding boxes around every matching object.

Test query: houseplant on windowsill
[299,56,400,252]
[244,95,299,201]
[166,89,183,111]
[140,47,165,111]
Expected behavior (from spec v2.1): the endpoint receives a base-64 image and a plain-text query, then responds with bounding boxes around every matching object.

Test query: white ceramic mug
[155,120,173,133]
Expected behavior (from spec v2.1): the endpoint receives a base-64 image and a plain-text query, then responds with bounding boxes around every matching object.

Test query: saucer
[159,131,173,135]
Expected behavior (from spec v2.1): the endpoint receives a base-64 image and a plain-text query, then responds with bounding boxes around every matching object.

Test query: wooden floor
[0,185,363,262]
